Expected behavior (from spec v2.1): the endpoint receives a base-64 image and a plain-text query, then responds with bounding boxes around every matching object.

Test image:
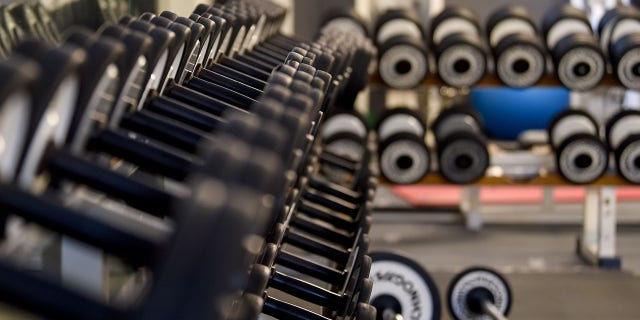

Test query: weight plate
[320,111,368,141]
[547,109,598,149]
[542,4,591,49]
[494,35,545,88]
[370,252,441,320]
[556,133,609,184]
[379,133,430,185]
[553,34,605,91]
[438,132,489,185]
[374,9,424,45]
[376,107,426,141]
[378,35,429,89]
[486,6,537,47]
[436,34,486,88]
[615,134,640,184]
[447,267,512,320]
[321,7,369,38]
[611,33,640,90]
[431,6,480,46]
[605,110,640,150]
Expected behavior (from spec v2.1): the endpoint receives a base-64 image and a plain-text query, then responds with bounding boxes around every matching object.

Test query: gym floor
[371,188,640,320]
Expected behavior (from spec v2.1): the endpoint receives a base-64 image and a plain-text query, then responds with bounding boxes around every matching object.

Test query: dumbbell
[376,108,430,184]
[542,4,605,91]
[69,11,364,241]
[447,267,513,320]
[0,56,39,182]
[7,2,59,45]
[5,36,293,224]
[600,7,640,90]
[486,6,546,88]
[321,7,370,39]
[319,111,369,168]
[0,4,26,49]
[605,110,640,183]
[6,5,376,318]
[431,6,487,88]
[432,106,489,184]
[374,9,428,89]
[319,11,376,109]
[0,157,269,320]
[598,5,640,56]
[548,109,608,184]
[369,252,442,320]
[0,37,288,258]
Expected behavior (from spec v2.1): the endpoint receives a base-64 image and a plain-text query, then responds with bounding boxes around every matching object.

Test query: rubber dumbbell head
[548,110,608,184]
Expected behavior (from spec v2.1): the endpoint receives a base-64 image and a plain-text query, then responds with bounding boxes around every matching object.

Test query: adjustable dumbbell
[542,4,605,91]
[376,107,430,184]
[605,110,640,183]
[374,9,428,89]
[548,109,608,184]
[486,6,546,88]
[432,106,489,184]
[600,6,640,90]
[431,6,487,88]
[447,267,513,320]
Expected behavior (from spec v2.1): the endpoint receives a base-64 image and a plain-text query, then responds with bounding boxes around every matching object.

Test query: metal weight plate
[447,267,512,320]
[370,252,441,320]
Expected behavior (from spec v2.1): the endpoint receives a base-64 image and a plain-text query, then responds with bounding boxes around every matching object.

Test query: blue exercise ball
[471,87,570,140]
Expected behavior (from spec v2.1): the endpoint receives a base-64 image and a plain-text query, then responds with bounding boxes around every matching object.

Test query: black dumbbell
[431,6,486,88]
[432,105,489,184]
[376,108,430,184]
[0,4,26,48]
[374,9,428,89]
[598,6,640,90]
[0,56,39,183]
[548,109,608,184]
[0,161,268,320]
[605,110,640,183]
[487,6,545,88]
[542,4,605,91]
[598,5,640,56]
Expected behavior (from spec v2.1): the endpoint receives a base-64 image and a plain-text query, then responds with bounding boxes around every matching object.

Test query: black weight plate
[486,5,537,41]
[379,133,430,184]
[605,109,640,150]
[430,5,480,46]
[615,133,640,184]
[556,133,608,184]
[547,109,598,148]
[438,131,489,184]
[375,107,426,140]
[542,3,591,43]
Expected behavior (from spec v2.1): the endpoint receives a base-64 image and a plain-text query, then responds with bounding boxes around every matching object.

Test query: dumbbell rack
[368,71,626,268]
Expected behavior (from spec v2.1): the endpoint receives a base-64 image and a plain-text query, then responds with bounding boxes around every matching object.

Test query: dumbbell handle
[483,301,508,320]
[468,289,509,320]
[382,309,403,320]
